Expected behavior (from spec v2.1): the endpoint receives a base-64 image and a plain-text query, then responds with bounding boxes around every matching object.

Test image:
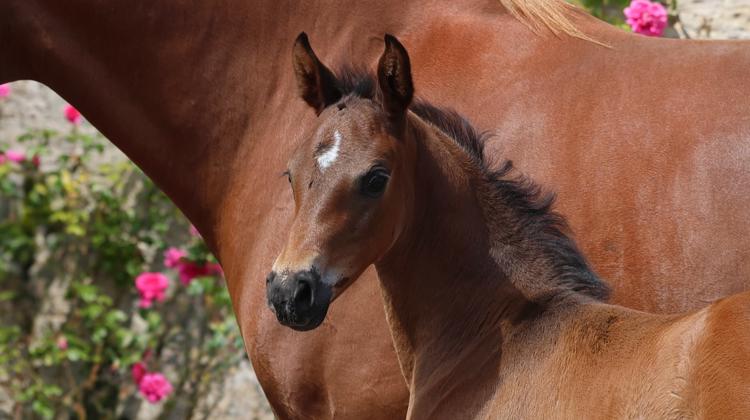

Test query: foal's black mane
[335,68,609,301]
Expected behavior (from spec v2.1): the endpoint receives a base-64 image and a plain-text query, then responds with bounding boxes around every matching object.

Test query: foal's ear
[377,34,414,120]
[292,32,342,114]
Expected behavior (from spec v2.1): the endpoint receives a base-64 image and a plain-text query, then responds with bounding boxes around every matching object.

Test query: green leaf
[31,400,55,420]
[105,309,127,326]
[65,223,86,236]
[0,290,16,301]
[42,385,63,397]
[92,327,108,343]
[187,280,205,295]
[74,283,99,303]
[81,303,105,320]
[145,311,162,329]
[66,348,85,362]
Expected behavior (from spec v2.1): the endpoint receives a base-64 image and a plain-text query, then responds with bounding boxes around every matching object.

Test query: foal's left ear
[292,32,342,114]
[377,34,414,120]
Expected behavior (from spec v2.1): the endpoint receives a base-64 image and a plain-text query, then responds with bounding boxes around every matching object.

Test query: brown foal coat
[4,0,750,417]
[276,36,750,418]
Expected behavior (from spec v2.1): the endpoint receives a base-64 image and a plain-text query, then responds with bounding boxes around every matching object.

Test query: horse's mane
[335,68,609,301]
[498,0,600,44]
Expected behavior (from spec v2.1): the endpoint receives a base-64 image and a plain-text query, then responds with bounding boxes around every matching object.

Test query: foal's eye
[360,168,390,198]
[283,170,292,184]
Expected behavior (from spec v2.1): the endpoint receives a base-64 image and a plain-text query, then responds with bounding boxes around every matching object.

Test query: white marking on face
[317,130,342,170]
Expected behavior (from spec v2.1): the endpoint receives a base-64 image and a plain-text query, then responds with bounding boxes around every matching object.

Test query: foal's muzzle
[266,269,332,331]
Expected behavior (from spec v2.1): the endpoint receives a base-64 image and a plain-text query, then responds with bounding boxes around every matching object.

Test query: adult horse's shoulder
[686,291,750,417]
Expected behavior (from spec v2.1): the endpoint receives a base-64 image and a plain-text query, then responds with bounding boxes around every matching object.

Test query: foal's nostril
[266,269,330,330]
[266,269,326,328]
[293,279,314,309]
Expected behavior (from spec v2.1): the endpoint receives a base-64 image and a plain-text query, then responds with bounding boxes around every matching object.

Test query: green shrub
[0,123,243,419]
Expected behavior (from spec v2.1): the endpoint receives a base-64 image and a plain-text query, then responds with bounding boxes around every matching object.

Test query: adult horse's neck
[2,1,288,251]
[375,111,607,413]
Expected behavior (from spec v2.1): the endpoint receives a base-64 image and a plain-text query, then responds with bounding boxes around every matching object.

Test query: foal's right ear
[292,33,342,114]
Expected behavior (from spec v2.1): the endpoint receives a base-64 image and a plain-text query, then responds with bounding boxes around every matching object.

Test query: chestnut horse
[270,34,750,418]
[3,0,750,417]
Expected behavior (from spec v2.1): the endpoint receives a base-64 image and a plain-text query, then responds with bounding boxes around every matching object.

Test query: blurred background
[0,1,748,419]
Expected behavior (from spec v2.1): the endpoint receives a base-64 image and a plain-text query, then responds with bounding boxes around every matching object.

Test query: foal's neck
[375,113,604,390]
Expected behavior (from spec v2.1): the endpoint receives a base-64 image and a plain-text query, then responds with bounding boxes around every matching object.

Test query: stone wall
[679,0,750,39]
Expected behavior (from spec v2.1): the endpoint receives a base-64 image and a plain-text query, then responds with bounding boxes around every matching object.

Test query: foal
[267,33,750,418]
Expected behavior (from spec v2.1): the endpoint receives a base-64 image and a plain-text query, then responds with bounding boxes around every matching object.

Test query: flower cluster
[624,0,668,37]
[178,260,223,285]
[0,94,81,168]
[130,228,223,404]
[164,247,186,269]
[140,373,173,403]
[131,361,173,403]
[64,104,82,125]
[135,272,169,308]
[0,150,40,167]
[56,337,68,350]
[163,245,223,286]
[0,83,80,124]
[5,150,25,163]
[1,90,244,417]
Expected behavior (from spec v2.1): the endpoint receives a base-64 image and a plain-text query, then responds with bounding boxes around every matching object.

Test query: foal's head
[266,34,417,330]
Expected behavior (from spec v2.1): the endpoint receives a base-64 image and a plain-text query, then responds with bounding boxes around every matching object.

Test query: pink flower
[0,83,10,98]
[624,0,668,37]
[56,337,68,350]
[177,262,223,285]
[139,373,173,403]
[0,153,6,165]
[189,224,201,237]
[5,150,25,163]
[134,272,169,308]
[64,104,82,125]
[163,247,186,268]
[177,262,208,285]
[131,362,146,385]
